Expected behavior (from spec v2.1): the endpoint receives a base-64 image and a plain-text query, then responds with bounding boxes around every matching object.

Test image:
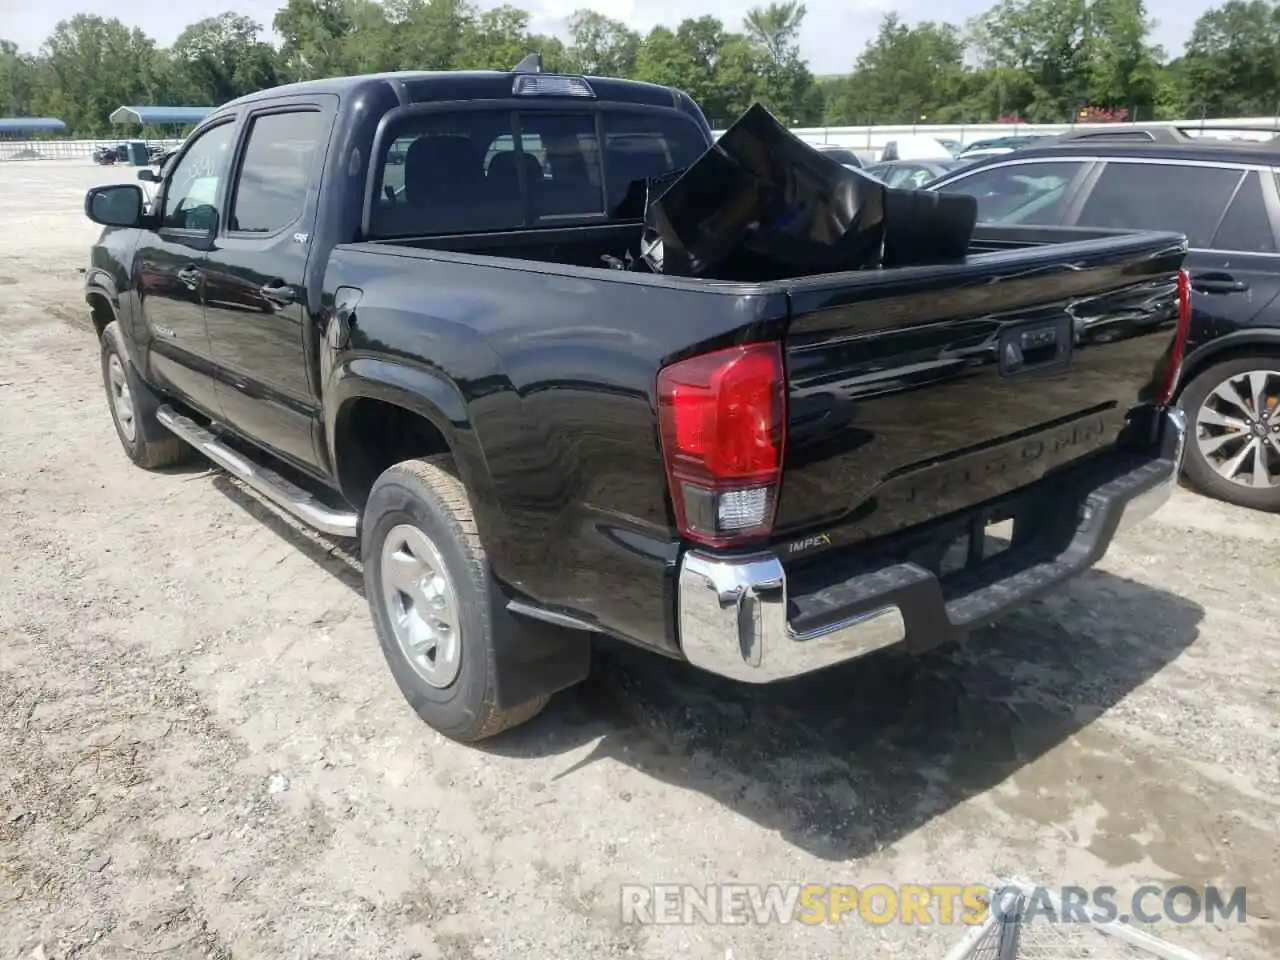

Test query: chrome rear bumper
[676,406,1186,683]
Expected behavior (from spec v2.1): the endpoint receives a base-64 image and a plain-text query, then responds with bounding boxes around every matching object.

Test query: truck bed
[367,221,1170,276]
[327,223,1183,648]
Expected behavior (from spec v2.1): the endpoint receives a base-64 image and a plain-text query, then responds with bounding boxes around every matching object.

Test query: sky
[0,0,1214,76]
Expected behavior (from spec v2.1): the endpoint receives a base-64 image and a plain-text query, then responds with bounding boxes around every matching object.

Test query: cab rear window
[369,108,705,238]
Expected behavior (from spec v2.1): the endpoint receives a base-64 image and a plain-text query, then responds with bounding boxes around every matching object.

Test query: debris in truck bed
[624,103,977,281]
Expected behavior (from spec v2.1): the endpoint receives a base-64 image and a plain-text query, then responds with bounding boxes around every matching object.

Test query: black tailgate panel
[773,233,1184,548]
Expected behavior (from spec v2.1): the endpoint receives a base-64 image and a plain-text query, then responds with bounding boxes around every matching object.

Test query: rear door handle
[177,265,201,289]
[1191,274,1248,294]
[260,281,297,306]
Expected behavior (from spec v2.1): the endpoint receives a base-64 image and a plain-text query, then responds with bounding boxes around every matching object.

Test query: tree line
[2,0,1280,137]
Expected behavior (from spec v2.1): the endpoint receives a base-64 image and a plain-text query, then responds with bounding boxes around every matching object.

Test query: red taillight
[1157,268,1192,405]
[657,342,786,548]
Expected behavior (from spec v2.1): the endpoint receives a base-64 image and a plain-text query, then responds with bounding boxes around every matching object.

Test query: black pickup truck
[83,68,1190,741]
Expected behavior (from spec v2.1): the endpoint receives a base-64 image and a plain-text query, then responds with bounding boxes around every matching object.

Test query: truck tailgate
[774,230,1186,548]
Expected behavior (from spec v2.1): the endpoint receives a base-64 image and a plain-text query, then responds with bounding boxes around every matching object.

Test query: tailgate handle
[998,317,1073,377]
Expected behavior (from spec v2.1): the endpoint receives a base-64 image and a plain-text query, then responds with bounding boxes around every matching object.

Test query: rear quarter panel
[324,246,786,652]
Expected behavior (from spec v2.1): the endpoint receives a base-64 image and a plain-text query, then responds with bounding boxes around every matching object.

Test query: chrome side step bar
[156,405,359,538]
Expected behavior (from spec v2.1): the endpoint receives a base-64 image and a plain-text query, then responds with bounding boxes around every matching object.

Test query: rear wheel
[1180,356,1280,511]
[362,455,549,741]
[100,321,192,470]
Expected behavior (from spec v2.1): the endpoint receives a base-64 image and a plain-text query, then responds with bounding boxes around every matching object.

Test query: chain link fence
[947,883,1208,960]
[1,138,185,162]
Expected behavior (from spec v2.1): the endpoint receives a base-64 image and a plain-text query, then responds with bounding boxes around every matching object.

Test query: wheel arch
[85,284,117,339]
[327,359,509,555]
[331,393,452,510]
[1175,329,1280,400]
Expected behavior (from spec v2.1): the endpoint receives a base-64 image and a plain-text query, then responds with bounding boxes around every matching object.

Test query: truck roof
[220,70,693,114]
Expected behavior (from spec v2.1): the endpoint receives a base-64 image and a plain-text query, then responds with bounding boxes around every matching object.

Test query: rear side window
[936,161,1086,225]
[229,111,324,234]
[1076,162,1243,247]
[1212,172,1276,252]
[369,107,706,238]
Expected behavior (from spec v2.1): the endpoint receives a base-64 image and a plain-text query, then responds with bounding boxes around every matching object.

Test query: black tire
[1179,354,1280,511]
[100,320,192,470]
[362,455,549,741]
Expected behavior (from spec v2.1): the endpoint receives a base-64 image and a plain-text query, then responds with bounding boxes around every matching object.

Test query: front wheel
[1180,356,1280,511]
[361,455,549,741]
[100,321,193,470]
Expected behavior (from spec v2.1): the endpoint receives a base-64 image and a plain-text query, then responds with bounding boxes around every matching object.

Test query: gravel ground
[1,160,1277,960]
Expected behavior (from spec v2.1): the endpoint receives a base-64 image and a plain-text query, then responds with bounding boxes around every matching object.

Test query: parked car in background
[810,143,864,169]
[957,135,1049,162]
[1046,124,1280,147]
[1047,125,1190,146]
[880,134,953,161]
[935,137,964,156]
[93,144,128,165]
[931,139,1280,510]
[863,158,967,188]
[93,141,168,166]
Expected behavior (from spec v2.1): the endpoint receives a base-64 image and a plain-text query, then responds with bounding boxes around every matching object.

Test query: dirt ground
[0,160,1277,960]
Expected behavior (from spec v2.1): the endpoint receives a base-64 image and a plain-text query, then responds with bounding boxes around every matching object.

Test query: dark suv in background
[931,140,1280,511]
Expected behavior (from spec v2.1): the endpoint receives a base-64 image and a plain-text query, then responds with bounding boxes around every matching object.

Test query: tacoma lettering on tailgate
[903,414,1111,505]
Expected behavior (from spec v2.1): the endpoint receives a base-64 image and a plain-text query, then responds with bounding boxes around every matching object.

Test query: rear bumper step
[676,406,1186,683]
[156,405,359,538]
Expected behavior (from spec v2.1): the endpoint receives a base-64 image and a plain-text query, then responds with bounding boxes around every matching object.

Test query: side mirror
[138,168,160,183]
[85,184,145,228]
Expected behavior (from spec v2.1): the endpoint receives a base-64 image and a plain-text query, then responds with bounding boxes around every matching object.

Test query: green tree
[969,0,1089,119]
[11,0,1280,138]
[384,0,473,71]
[33,15,167,135]
[340,0,401,74]
[457,6,540,70]
[742,3,818,123]
[1083,0,1163,117]
[969,0,1162,120]
[0,40,39,116]
[273,0,353,80]
[743,1,805,63]
[170,14,281,105]
[1180,0,1280,118]
[634,18,725,118]
[563,10,639,77]
[631,12,816,127]
[711,35,771,120]
[829,15,972,124]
